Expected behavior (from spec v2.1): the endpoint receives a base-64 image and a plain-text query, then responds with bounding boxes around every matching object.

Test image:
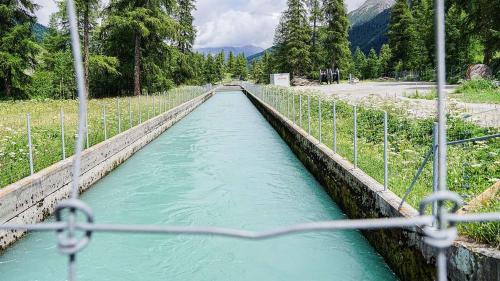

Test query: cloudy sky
[34,0,365,49]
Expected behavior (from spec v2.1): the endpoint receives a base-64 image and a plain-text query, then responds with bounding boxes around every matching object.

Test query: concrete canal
[0,92,397,280]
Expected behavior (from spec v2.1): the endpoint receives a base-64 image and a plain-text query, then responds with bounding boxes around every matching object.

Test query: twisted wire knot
[54,199,94,255]
[419,191,463,249]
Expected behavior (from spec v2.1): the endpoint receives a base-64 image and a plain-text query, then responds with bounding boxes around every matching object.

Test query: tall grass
[0,86,207,188]
[256,85,499,247]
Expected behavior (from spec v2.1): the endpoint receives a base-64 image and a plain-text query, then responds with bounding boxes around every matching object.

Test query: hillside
[349,8,391,53]
[195,45,264,58]
[33,23,48,42]
[348,0,394,53]
[348,0,395,27]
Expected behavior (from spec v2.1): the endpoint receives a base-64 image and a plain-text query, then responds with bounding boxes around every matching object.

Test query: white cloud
[34,0,57,26]
[193,0,287,49]
[34,0,367,48]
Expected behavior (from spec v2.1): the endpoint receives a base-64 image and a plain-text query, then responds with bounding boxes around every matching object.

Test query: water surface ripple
[0,92,397,281]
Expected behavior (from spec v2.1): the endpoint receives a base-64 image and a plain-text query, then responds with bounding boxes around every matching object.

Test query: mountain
[348,0,394,53]
[194,45,264,58]
[247,47,274,63]
[348,0,395,27]
[33,23,48,42]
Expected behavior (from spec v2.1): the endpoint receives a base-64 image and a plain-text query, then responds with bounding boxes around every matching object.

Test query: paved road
[294,82,499,128]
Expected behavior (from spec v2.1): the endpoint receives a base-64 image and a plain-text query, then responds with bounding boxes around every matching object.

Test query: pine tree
[365,48,380,79]
[204,54,216,83]
[273,0,311,77]
[387,0,419,71]
[0,0,38,98]
[177,0,196,53]
[353,47,366,79]
[412,0,433,72]
[103,0,179,96]
[308,0,322,71]
[52,0,100,96]
[446,4,477,80]
[234,54,248,80]
[214,51,225,82]
[227,51,236,75]
[323,0,351,72]
[378,44,392,77]
[261,51,274,83]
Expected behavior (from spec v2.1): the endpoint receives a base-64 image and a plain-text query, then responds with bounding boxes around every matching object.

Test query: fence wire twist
[1,1,499,281]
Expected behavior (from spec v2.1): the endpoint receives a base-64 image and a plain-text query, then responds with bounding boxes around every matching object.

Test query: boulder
[466,64,492,80]
[291,76,316,86]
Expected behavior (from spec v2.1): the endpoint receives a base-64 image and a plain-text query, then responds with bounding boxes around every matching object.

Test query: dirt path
[295,82,500,128]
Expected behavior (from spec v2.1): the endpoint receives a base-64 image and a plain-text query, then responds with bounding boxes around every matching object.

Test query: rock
[291,77,316,86]
[466,64,492,80]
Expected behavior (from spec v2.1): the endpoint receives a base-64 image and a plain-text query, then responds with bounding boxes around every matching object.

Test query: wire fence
[1,0,499,281]
[0,86,211,188]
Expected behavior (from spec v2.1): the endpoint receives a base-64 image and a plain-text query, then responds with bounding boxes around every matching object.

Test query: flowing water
[0,92,397,281]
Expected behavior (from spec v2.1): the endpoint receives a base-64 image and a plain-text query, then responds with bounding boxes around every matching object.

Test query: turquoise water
[0,92,397,281]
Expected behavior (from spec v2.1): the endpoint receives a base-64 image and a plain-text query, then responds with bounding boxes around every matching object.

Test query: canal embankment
[243,86,499,281]
[0,90,215,251]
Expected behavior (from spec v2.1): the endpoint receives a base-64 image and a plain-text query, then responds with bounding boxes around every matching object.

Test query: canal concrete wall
[243,88,499,281]
[0,91,215,251]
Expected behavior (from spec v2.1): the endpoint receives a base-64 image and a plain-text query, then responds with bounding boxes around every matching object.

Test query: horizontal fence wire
[1,0,499,280]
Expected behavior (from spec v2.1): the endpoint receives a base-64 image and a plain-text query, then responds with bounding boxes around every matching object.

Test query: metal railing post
[85,112,89,149]
[383,111,388,190]
[432,123,439,217]
[103,105,107,140]
[27,113,34,175]
[139,95,142,123]
[354,106,357,168]
[292,94,296,124]
[299,95,302,127]
[128,97,132,128]
[117,99,121,134]
[318,97,322,143]
[308,95,311,135]
[61,108,66,160]
[147,93,150,120]
[333,101,337,153]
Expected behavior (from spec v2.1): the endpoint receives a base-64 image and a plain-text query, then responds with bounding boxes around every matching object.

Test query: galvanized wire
[3,1,498,280]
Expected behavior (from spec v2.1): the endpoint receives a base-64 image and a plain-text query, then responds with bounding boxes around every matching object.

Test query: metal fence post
[103,105,107,140]
[27,113,34,175]
[60,108,66,160]
[139,95,142,123]
[299,95,302,127]
[333,101,337,153]
[147,93,150,120]
[85,112,89,149]
[432,122,438,217]
[292,94,296,124]
[308,95,311,135]
[117,99,121,134]
[287,93,290,119]
[128,97,132,128]
[318,97,322,143]
[384,111,388,190]
[354,106,357,168]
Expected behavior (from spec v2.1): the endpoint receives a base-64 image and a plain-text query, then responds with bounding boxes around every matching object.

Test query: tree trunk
[4,71,12,97]
[134,33,142,96]
[83,4,90,98]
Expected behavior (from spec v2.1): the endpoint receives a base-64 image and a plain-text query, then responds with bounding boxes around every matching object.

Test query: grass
[0,86,206,188]
[451,79,500,104]
[404,89,437,100]
[262,85,499,247]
